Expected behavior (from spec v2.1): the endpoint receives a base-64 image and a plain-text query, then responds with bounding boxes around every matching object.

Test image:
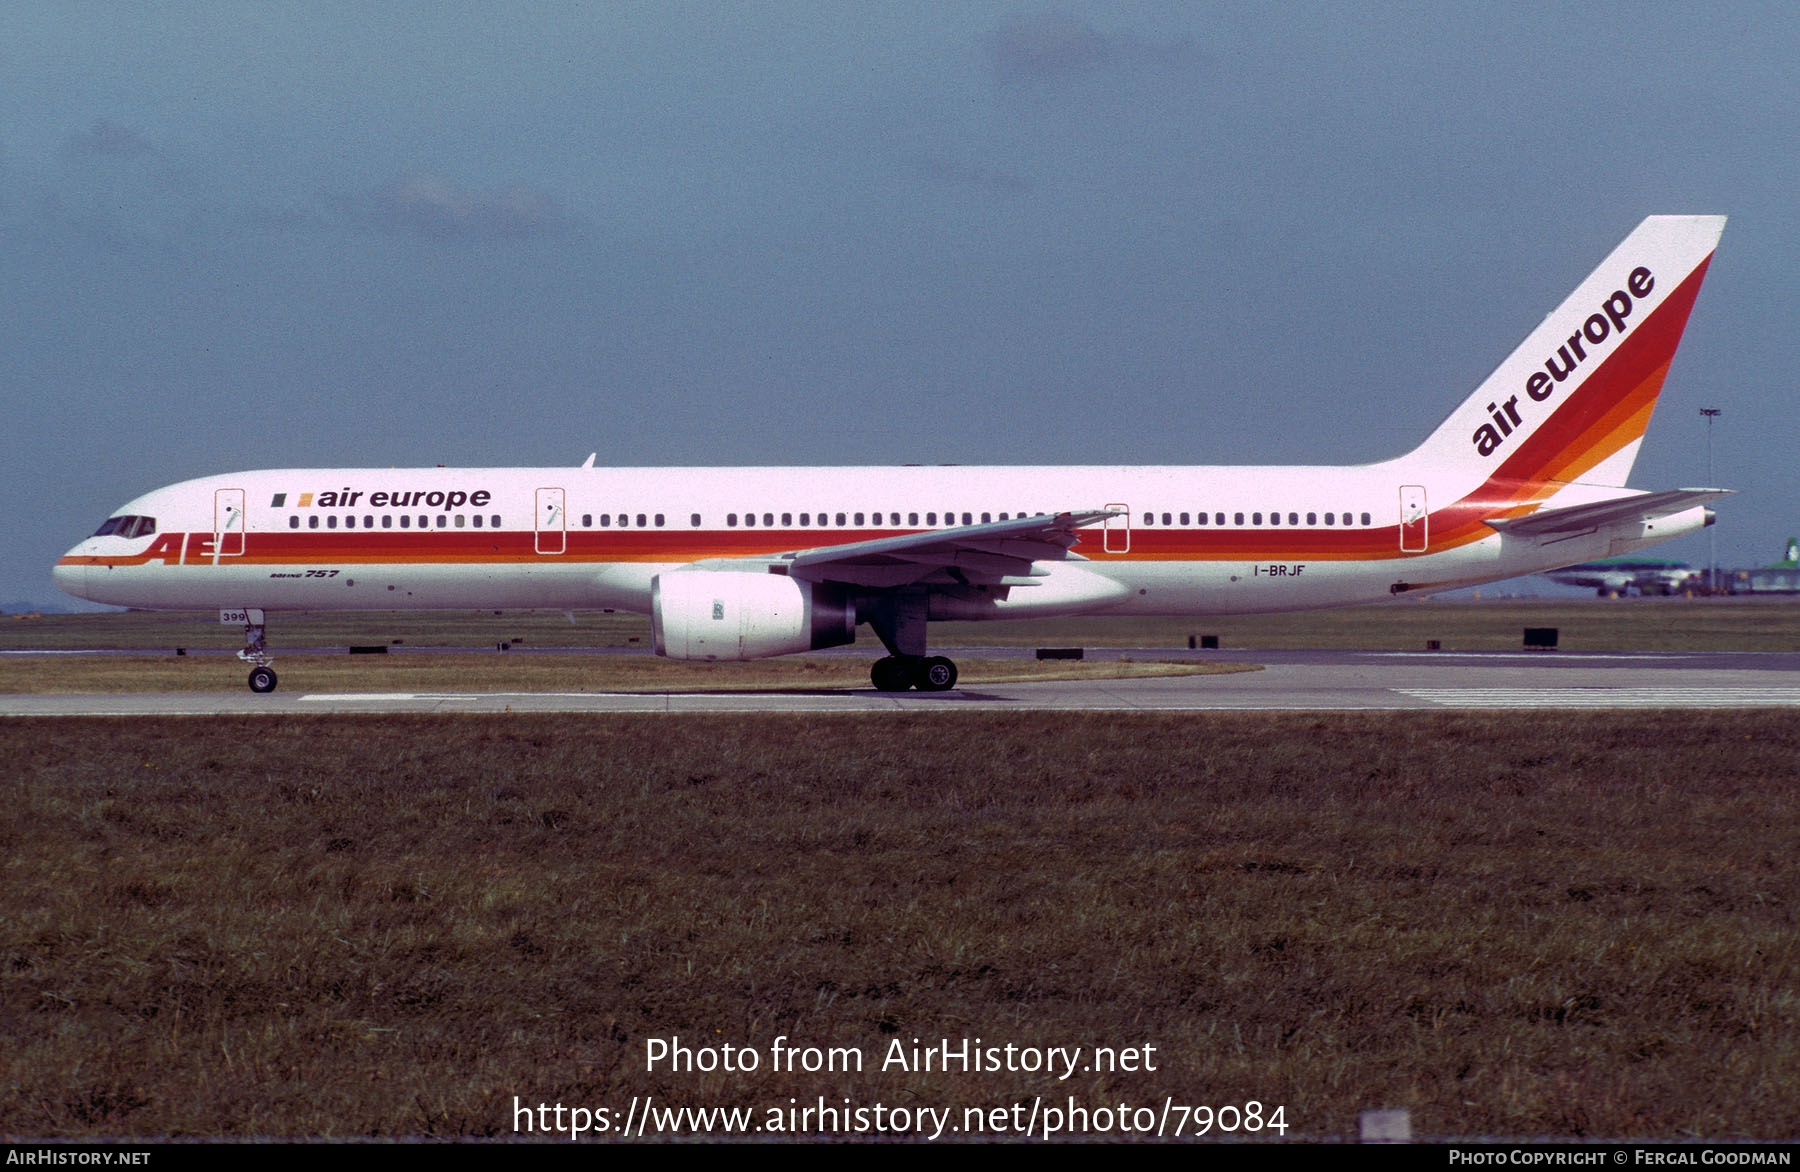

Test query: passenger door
[213,488,246,558]
[1399,485,1428,553]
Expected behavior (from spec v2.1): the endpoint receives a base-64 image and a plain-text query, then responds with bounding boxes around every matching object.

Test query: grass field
[3,713,1796,1140]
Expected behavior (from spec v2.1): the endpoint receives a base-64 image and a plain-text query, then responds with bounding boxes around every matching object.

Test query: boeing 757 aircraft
[56,215,1728,693]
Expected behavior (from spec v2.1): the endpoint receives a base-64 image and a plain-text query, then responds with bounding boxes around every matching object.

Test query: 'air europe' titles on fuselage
[1471,265,1655,458]
[278,488,495,512]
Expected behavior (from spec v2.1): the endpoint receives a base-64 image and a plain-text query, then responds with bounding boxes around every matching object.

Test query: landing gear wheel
[248,666,278,694]
[915,656,958,692]
[871,656,913,692]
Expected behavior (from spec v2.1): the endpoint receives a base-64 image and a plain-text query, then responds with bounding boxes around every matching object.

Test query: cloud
[363,174,574,241]
[981,12,1112,83]
[64,118,153,159]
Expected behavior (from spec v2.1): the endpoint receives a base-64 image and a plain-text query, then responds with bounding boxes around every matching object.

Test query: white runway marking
[297,692,602,701]
[1398,687,1800,709]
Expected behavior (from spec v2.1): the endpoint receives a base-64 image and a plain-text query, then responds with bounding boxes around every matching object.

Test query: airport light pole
[1701,408,1721,592]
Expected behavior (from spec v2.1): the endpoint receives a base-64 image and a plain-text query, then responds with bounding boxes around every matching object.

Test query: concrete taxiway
[3,648,1797,715]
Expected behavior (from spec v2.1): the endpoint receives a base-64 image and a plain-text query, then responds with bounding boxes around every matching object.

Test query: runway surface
[5,648,1798,715]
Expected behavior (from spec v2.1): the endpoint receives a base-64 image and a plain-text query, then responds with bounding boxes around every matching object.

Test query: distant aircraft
[1719,538,1800,595]
[1546,557,1699,597]
[55,216,1729,693]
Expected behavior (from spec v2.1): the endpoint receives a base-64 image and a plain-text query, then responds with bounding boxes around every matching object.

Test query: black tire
[248,666,278,694]
[871,656,913,692]
[916,656,958,692]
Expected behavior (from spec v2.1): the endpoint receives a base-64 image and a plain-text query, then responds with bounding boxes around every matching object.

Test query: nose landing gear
[233,611,277,693]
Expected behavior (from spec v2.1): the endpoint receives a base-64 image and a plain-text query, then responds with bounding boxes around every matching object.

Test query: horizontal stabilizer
[1485,489,1731,538]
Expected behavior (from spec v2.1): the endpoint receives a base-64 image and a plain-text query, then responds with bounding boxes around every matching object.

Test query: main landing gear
[866,594,959,693]
[236,613,278,693]
[870,655,959,693]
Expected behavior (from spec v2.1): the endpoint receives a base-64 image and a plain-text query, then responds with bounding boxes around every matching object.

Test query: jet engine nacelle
[652,571,856,661]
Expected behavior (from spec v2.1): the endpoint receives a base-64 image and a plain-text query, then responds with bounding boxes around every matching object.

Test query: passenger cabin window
[691,514,702,527]
[1361,512,1371,526]
[289,516,299,529]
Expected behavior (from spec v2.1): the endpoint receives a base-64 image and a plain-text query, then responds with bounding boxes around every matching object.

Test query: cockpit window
[92,515,156,538]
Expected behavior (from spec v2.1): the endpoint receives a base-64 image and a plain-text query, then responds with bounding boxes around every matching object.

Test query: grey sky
[5,3,1795,605]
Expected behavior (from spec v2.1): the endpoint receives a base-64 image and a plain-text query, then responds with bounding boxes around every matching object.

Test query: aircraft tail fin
[1409,215,1724,500]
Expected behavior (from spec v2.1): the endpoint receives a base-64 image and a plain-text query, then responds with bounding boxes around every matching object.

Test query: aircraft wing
[761,509,1119,589]
[1486,489,1732,539]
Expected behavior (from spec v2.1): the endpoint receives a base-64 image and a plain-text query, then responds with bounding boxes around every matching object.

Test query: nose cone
[52,553,91,602]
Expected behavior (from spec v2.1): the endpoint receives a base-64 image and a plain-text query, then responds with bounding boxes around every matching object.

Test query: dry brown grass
[2,712,1795,1139]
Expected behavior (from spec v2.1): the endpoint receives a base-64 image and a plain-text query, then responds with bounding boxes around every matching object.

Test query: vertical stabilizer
[1408,215,1724,501]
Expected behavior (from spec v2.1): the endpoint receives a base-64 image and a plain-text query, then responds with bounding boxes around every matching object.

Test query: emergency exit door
[535,487,566,554]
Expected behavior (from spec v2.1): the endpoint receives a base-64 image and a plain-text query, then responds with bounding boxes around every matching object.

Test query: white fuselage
[52,461,1703,620]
